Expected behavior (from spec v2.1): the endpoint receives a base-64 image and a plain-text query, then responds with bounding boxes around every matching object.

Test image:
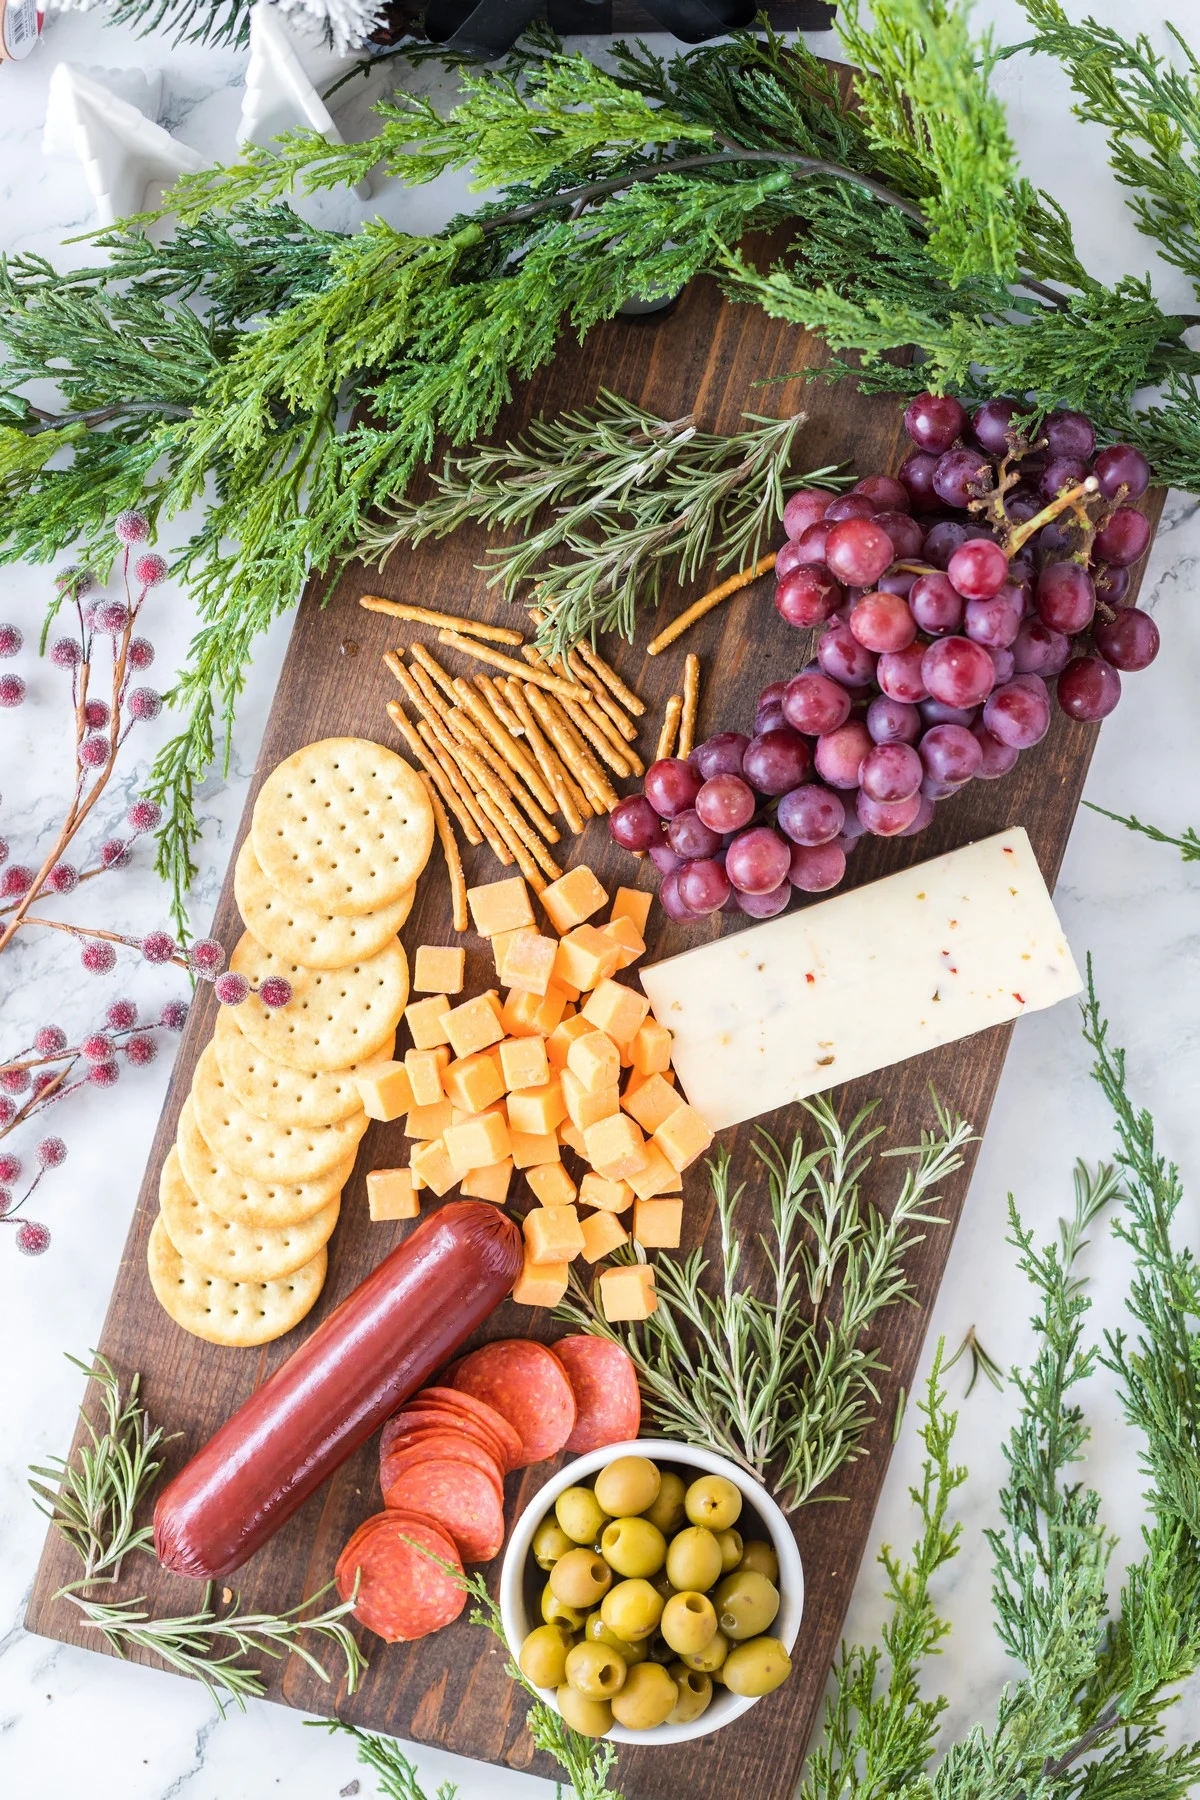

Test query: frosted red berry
[84,698,110,730]
[49,637,82,670]
[34,1025,67,1056]
[127,637,155,670]
[81,940,117,974]
[81,1031,113,1063]
[46,863,79,895]
[37,1136,67,1168]
[96,600,131,635]
[159,999,189,1031]
[31,1070,56,1097]
[1,1066,31,1094]
[0,1099,14,1128]
[134,553,168,587]
[55,564,95,595]
[0,623,23,658]
[127,798,162,833]
[0,673,26,707]
[100,839,130,869]
[16,1220,51,1255]
[125,1033,158,1067]
[1,864,34,897]
[128,687,162,722]
[80,733,110,769]
[257,976,293,1010]
[188,938,226,977]
[214,972,250,1007]
[140,930,177,965]
[106,998,137,1031]
[0,1152,20,1183]
[114,509,150,544]
[88,1060,120,1087]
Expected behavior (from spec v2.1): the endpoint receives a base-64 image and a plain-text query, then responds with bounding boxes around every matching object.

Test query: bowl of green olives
[499,1440,803,1744]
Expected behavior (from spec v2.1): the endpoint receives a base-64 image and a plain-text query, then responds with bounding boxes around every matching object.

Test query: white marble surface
[2,4,1200,1796]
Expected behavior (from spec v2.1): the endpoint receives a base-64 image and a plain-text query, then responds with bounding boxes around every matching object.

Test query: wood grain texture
[26,249,1162,1799]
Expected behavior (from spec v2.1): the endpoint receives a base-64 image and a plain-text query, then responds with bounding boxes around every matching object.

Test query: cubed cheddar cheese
[558,1119,589,1158]
[513,1255,570,1308]
[546,1013,596,1070]
[554,925,621,994]
[443,1050,507,1115]
[523,1203,585,1266]
[578,1171,633,1215]
[405,1098,454,1140]
[580,1209,629,1264]
[366,1168,420,1221]
[567,1029,621,1094]
[460,1157,514,1203]
[445,1109,511,1175]
[491,925,536,980]
[582,978,650,1046]
[526,1162,578,1208]
[633,1195,683,1248]
[501,985,567,1039]
[354,1060,414,1123]
[499,1033,549,1091]
[405,1045,449,1107]
[468,875,535,937]
[410,1137,457,1196]
[599,1262,657,1322]
[507,1079,567,1137]
[622,1071,682,1134]
[611,886,653,934]
[444,993,505,1058]
[540,865,608,934]
[413,945,465,995]
[630,1018,673,1077]
[404,994,452,1050]
[627,1141,683,1201]
[510,1128,560,1169]
[653,1101,714,1171]
[599,915,645,970]
[501,930,558,996]
[563,1068,621,1132]
[584,1112,648,1181]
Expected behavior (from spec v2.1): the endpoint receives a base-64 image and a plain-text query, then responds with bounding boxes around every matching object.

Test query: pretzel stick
[475,674,523,736]
[679,653,701,759]
[476,791,548,891]
[418,719,511,864]
[418,772,468,932]
[505,681,587,833]
[360,596,524,645]
[440,718,552,864]
[528,686,620,813]
[502,676,593,822]
[385,702,482,847]
[646,552,778,656]
[574,640,646,715]
[521,646,631,779]
[388,662,498,847]
[409,641,462,707]
[656,694,683,761]
[437,630,587,700]
[453,678,556,812]
[572,686,644,776]
[407,654,561,842]
[564,649,637,741]
[449,707,562,843]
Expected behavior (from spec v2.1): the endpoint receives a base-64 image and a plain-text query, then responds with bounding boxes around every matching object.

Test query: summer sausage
[154,1200,522,1579]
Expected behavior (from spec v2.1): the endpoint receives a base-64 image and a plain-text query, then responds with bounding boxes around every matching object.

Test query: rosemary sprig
[1084,800,1200,863]
[358,391,850,653]
[943,1324,1005,1396]
[558,1095,974,1511]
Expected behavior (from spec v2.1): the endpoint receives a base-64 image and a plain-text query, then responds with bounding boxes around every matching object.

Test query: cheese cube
[633,1196,683,1248]
[502,985,568,1038]
[468,875,535,937]
[445,1109,512,1175]
[653,1101,713,1171]
[627,1141,683,1201]
[480,988,506,1027]
[585,1113,648,1181]
[580,1209,629,1264]
[630,1019,673,1077]
[582,979,650,1046]
[460,1157,514,1203]
[625,1065,675,1099]
[405,1045,449,1107]
[599,1263,657,1322]
[444,993,505,1058]
[527,1162,578,1208]
[366,1168,420,1221]
[546,1013,596,1070]
[410,1136,457,1196]
[541,865,608,934]
[555,926,621,993]
[611,886,653,934]
[563,1068,621,1132]
[599,916,645,970]
[558,1119,589,1158]
[354,1060,414,1123]
[551,971,581,1003]
[405,1098,454,1140]
[492,925,536,980]
[524,1203,585,1266]
[442,1050,507,1115]
[507,1079,567,1137]
[501,930,559,996]
[510,1128,560,1169]
[567,1030,621,1093]
[404,995,451,1050]
[413,945,465,995]
[579,1172,633,1215]
[622,1071,683,1134]
[513,1255,570,1309]
[499,1034,549,1092]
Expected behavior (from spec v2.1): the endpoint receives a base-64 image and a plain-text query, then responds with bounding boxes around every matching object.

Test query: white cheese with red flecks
[638,826,1080,1131]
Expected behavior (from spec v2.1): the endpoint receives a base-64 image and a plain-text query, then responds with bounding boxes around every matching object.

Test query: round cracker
[147,1212,327,1347]
[234,836,414,970]
[212,1005,375,1128]
[159,1145,339,1282]
[176,1095,352,1229]
[251,737,433,916]
[230,931,408,1074]
[191,1042,366,1184]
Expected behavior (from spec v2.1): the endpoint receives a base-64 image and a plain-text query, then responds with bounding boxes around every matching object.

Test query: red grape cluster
[609,395,1156,922]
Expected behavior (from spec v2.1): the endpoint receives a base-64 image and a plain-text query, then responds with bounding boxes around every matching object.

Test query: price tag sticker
[1,0,42,60]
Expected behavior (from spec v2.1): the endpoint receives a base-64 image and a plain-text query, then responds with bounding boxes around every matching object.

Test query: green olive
[712,1570,780,1641]
[565,1638,627,1698]
[600,1577,664,1642]
[660,1590,718,1657]
[642,1470,687,1536]
[684,1474,743,1531]
[680,1629,728,1673]
[715,1528,744,1573]
[610,1660,679,1731]
[594,1455,661,1519]
[550,1547,613,1609]
[556,1485,610,1546]
[556,1684,613,1738]
[533,1518,575,1570]
[667,1663,713,1724]
[665,1525,724,1594]
[737,1539,780,1582]
[600,1516,667,1580]
[722,1635,792,1697]
[519,1623,574,1688]
[585,1613,648,1665]
[541,1585,587,1630]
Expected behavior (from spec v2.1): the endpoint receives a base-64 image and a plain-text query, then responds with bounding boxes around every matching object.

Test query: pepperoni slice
[552,1336,642,1453]
[381,1435,504,1508]
[381,1407,511,1472]
[335,1511,465,1642]
[452,1339,576,1467]
[419,1385,524,1472]
[386,1460,507,1563]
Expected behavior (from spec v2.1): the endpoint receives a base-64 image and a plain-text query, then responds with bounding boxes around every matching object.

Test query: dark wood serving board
[26,249,1161,1797]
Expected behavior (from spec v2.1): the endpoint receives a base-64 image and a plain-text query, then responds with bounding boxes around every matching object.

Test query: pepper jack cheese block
[638,827,1082,1132]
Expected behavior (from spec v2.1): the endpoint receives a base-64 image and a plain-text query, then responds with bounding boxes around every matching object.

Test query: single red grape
[692,731,749,779]
[1093,507,1151,567]
[849,590,917,654]
[735,881,792,918]
[920,697,977,728]
[695,773,756,832]
[649,842,685,874]
[971,398,1023,456]
[853,474,910,513]
[904,391,967,454]
[878,569,917,597]
[876,643,929,704]
[783,489,832,540]
[1057,655,1122,721]
[825,518,895,587]
[982,680,1051,749]
[921,520,969,569]
[989,646,1016,685]
[725,826,791,894]
[919,723,983,785]
[933,448,992,509]
[777,783,845,846]
[644,757,703,819]
[813,719,872,788]
[756,703,786,734]
[795,520,833,563]
[971,722,1020,779]
[1094,563,1130,604]
[898,792,936,837]
[1044,409,1096,461]
[787,841,846,892]
[743,728,812,795]
[898,451,941,512]
[866,695,921,745]
[678,858,732,915]
[824,493,877,524]
[782,669,851,735]
[1038,455,1089,501]
[964,585,1023,649]
[1093,443,1150,501]
[776,563,844,628]
[817,620,877,688]
[857,790,922,836]
[910,571,964,636]
[660,869,701,921]
[1013,617,1071,676]
[775,539,810,581]
[947,538,1007,601]
[921,636,997,708]
[609,793,662,851]
[873,512,924,559]
[1036,562,1096,634]
[667,808,723,860]
[860,741,922,802]
[1094,606,1160,671]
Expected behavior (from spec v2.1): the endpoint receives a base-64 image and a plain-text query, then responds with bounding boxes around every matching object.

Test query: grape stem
[1004,476,1100,557]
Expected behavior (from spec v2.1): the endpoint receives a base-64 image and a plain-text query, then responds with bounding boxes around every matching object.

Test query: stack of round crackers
[148,738,434,1348]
